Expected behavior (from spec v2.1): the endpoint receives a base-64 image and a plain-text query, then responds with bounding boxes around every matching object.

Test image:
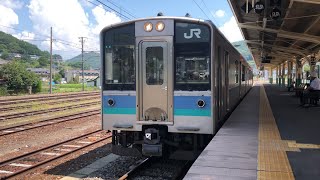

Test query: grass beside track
[0,95,100,110]
[41,84,100,93]
[0,95,100,114]
[0,99,100,116]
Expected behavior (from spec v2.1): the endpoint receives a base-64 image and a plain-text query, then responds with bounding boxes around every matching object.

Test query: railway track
[0,101,100,121]
[0,92,100,106]
[0,130,111,179]
[119,157,192,180]
[0,109,100,137]
[0,95,100,112]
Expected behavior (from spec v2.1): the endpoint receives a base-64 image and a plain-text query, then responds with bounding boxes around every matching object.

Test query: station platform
[184,83,320,180]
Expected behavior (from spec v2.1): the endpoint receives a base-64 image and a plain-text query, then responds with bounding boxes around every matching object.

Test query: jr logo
[184,28,201,39]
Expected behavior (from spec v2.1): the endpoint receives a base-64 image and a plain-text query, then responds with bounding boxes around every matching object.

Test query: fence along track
[0,92,100,106]
[0,130,111,179]
[0,109,100,137]
[0,101,100,121]
[0,95,100,112]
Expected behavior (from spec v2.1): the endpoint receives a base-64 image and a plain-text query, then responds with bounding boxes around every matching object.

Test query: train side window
[146,47,164,85]
[241,64,245,81]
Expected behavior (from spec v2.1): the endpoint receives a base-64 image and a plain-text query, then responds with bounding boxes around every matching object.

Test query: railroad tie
[2,130,15,133]
[53,148,72,152]
[40,152,61,156]
[9,163,32,168]
[76,141,92,144]
[0,170,13,174]
[62,145,82,148]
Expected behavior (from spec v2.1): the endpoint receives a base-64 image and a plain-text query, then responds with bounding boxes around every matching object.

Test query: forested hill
[66,51,100,69]
[0,31,49,58]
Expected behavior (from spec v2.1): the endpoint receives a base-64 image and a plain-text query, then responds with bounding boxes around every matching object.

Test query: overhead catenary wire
[192,0,212,21]
[103,0,137,19]
[94,0,132,20]
[200,0,220,26]
[86,0,131,20]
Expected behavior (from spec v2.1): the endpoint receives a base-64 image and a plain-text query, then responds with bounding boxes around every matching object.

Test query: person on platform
[300,72,320,105]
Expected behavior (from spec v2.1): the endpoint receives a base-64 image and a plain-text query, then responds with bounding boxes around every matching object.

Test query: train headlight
[197,99,205,108]
[155,21,165,32]
[144,22,153,32]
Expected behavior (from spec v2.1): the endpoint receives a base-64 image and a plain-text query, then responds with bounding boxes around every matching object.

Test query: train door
[137,41,173,123]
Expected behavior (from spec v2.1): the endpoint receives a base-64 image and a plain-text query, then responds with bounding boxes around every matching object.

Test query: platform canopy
[228,0,320,69]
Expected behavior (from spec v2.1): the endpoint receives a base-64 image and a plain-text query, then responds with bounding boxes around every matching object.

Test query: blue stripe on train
[103,95,211,116]
[103,95,136,108]
[174,96,211,109]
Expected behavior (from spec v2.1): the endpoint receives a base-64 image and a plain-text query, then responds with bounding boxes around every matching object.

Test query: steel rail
[118,157,192,180]
[118,158,151,180]
[0,109,100,137]
[0,130,111,179]
[0,92,100,106]
[0,95,100,112]
[0,101,100,120]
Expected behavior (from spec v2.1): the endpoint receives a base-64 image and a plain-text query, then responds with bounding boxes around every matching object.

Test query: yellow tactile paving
[287,142,320,149]
[258,171,295,180]
[257,85,320,179]
[258,85,295,179]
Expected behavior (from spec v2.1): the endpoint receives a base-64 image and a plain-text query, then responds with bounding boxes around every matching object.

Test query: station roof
[228,0,320,69]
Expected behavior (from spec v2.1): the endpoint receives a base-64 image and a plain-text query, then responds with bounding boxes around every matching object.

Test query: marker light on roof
[155,21,165,32]
[144,22,153,32]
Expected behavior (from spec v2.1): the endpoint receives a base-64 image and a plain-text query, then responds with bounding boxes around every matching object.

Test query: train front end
[101,17,214,158]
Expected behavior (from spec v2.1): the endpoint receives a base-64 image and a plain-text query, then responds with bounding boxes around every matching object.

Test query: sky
[0,0,244,59]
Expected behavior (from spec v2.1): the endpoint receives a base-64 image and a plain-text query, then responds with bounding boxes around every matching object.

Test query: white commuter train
[100,15,253,159]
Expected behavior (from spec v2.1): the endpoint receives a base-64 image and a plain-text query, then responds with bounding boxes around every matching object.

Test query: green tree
[38,56,50,67]
[53,73,62,84]
[0,61,40,93]
[0,44,7,52]
[59,68,65,78]
[68,62,90,70]
[33,80,42,93]
[0,50,9,60]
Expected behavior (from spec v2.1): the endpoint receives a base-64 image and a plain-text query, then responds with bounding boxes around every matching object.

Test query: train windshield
[103,24,135,90]
[174,22,211,91]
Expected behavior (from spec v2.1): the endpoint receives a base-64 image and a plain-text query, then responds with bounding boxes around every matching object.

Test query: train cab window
[174,22,211,91]
[146,47,164,85]
[103,24,135,90]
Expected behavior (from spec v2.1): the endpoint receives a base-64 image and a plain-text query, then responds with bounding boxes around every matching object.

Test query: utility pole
[79,37,86,91]
[49,27,53,94]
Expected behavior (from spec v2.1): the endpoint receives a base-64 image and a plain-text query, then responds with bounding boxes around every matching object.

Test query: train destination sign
[175,22,210,43]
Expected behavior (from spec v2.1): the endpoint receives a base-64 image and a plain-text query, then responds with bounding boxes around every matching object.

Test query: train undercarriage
[111,125,213,160]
